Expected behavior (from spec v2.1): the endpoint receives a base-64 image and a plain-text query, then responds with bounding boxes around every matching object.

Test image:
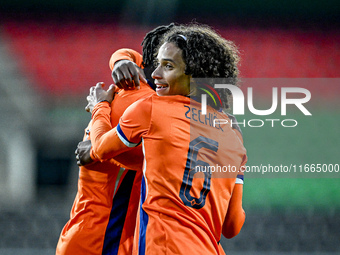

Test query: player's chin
[156,87,170,96]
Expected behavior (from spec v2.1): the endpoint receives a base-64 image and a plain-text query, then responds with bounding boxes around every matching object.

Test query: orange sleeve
[89,101,131,161]
[90,98,152,163]
[109,48,143,71]
[222,183,246,239]
[116,97,152,145]
[222,155,247,239]
[108,147,144,171]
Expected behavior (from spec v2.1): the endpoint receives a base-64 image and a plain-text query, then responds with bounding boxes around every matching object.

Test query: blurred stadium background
[0,0,339,254]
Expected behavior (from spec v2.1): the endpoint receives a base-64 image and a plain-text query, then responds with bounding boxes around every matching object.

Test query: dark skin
[75,140,93,166]
[111,59,147,90]
[85,60,146,113]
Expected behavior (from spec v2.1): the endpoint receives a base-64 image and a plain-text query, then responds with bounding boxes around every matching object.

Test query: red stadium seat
[2,22,340,98]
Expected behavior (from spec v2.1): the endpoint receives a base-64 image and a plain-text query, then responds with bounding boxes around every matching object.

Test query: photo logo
[202,85,311,116]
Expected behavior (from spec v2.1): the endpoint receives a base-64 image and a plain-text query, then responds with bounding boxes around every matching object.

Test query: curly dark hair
[156,23,240,109]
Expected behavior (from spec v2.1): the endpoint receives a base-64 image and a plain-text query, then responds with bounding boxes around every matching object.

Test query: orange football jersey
[90,94,247,255]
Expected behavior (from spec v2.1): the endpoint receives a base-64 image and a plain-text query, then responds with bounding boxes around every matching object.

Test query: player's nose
[151,65,162,80]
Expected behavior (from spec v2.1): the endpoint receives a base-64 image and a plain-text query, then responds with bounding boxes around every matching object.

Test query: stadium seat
[2,22,340,98]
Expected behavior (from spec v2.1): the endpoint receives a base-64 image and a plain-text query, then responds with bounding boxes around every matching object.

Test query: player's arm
[109,48,144,69]
[110,49,147,90]
[85,49,146,113]
[220,113,246,238]
[86,83,151,163]
[76,139,143,170]
[80,82,128,161]
[222,178,245,239]
[222,156,247,239]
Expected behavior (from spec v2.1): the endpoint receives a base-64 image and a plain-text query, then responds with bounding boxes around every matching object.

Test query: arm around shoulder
[109,48,143,70]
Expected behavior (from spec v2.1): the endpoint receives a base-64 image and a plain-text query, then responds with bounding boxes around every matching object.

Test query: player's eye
[165,63,173,69]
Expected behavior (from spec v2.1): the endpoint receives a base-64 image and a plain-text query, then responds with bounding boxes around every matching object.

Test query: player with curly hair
[81,23,247,255]
[154,23,240,109]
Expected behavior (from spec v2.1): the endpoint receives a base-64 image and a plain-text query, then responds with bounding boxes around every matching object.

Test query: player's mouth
[155,83,168,92]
